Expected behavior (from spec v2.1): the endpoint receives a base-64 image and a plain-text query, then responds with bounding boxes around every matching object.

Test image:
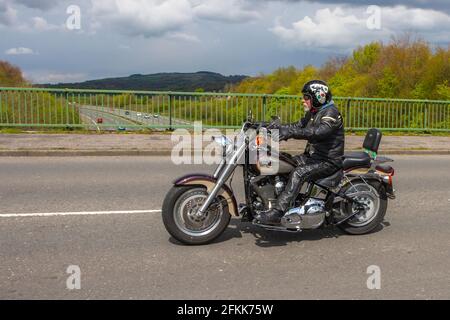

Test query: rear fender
[343,170,392,198]
[173,174,239,216]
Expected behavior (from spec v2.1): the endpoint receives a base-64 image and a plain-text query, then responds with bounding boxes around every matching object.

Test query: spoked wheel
[162,186,231,245]
[336,179,387,235]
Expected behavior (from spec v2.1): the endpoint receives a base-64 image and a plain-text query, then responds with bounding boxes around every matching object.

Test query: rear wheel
[162,186,231,245]
[336,179,387,235]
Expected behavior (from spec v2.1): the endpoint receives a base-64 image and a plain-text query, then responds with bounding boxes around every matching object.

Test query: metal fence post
[65,88,69,127]
[346,98,352,129]
[168,92,173,130]
[262,94,267,121]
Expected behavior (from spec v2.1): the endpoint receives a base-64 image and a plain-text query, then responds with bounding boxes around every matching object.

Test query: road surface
[0,155,449,299]
[79,105,190,131]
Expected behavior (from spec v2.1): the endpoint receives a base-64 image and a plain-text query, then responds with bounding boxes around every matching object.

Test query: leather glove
[267,122,280,130]
[249,121,269,129]
[270,130,280,142]
[278,126,291,141]
[270,126,290,142]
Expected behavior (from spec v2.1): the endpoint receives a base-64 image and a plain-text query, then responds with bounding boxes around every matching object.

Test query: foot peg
[252,219,301,233]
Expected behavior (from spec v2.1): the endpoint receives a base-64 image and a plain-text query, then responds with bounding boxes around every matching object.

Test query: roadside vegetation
[232,37,450,100]
[0,61,81,129]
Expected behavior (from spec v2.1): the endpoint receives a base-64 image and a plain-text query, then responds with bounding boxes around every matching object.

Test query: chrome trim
[213,159,225,179]
[196,141,247,216]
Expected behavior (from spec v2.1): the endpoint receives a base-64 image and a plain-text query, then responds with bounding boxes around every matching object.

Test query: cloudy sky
[1,0,449,83]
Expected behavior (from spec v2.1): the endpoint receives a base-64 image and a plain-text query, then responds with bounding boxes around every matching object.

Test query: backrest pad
[363,128,382,153]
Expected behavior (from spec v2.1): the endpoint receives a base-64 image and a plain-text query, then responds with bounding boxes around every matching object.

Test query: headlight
[212,135,230,146]
[212,135,233,155]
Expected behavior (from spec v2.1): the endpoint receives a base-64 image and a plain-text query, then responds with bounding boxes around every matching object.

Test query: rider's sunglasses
[303,94,312,101]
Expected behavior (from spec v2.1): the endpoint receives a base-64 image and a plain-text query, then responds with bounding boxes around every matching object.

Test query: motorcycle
[162,115,396,245]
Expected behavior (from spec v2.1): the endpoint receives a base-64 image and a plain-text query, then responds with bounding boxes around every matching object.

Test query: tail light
[382,175,393,185]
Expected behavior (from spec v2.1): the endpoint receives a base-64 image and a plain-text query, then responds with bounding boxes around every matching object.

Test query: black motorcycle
[162,116,396,245]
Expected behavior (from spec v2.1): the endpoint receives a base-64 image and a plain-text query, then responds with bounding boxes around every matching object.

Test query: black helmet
[301,80,332,108]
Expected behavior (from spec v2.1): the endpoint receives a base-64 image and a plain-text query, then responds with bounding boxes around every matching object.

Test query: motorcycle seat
[343,152,371,170]
[315,169,343,188]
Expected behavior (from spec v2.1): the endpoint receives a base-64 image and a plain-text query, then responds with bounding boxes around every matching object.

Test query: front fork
[195,141,246,217]
[243,138,256,220]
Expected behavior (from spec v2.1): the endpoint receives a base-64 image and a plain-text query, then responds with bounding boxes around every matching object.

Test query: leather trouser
[274,154,339,212]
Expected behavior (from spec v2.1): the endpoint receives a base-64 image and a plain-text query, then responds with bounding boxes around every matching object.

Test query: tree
[436,81,450,100]
[377,67,400,98]
[0,60,27,87]
[233,38,449,100]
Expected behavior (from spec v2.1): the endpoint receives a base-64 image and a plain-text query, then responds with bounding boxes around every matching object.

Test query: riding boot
[256,171,304,225]
[255,207,284,225]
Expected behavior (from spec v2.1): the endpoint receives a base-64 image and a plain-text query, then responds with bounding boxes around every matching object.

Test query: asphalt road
[79,106,138,131]
[0,156,449,299]
[79,105,190,131]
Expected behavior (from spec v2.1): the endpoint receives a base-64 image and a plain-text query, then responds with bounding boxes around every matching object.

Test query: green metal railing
[0,87,449,132]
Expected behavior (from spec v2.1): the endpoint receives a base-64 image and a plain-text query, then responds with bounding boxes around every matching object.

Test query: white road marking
[79,111,100,131]
[89,118,101,132]
[0,209,161,218]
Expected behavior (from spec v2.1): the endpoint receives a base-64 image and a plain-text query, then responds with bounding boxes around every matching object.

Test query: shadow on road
[168,220,244,246]
[242,220,389,247]
[168,219,390,247]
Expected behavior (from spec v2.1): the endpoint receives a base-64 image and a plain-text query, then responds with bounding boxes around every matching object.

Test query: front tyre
[336,179,388,235]
[162,186,231,245]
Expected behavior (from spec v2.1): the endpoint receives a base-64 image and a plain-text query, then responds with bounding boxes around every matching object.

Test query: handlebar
[245,118,281,131]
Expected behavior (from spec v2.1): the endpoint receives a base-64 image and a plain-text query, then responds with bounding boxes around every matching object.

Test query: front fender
[173,174,239,216]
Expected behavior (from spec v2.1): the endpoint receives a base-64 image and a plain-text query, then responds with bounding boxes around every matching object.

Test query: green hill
[37,71,248,92]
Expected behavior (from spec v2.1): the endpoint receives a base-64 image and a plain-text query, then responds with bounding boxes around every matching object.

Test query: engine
[251,175,287,210]
[281,199,326,230]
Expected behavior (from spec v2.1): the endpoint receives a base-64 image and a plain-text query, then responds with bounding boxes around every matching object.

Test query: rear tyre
[336,179,387,235]
[162,186,231,245]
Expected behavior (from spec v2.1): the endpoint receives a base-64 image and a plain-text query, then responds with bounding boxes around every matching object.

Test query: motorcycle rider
[256,80,345,225]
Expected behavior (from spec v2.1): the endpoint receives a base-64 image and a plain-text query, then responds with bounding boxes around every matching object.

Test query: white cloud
[31,16,59,31]
[271,1,450,14]
[91,0,194,37]
[270,7,378,50]
[192,0,261,23]
[89,0,262,38]
[381,6,450,30]
[0,0,17,26]
[270,6,450,51]
[15,0,60,10]
[0,1,61,30]
[167,31,200,42]
[25,71,87,84]
[5,47,35,55]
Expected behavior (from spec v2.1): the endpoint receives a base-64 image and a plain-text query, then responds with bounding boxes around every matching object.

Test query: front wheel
[336,179,388,235]
[162,186,231,245]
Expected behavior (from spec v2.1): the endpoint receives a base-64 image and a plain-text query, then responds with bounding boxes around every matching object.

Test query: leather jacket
[279,101,345,167]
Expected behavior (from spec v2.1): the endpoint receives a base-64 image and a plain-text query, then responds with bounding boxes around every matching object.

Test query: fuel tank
[255,152,296,176]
